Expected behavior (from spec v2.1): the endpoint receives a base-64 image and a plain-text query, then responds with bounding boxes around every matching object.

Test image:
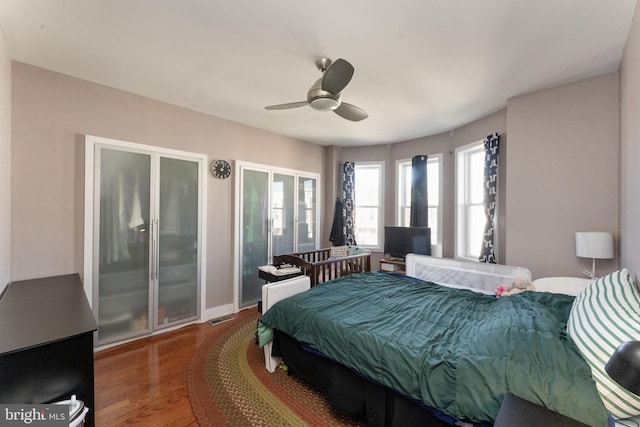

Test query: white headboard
[405,254,531,294]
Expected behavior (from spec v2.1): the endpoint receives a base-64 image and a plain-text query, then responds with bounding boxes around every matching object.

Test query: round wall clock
[211,159,231,179]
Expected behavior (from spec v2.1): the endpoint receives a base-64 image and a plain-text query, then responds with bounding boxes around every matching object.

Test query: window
[396,154,442,249]
[298,176,316,242]
[455,141,486,260]
[272,180,284,236]
[354,162,384,249]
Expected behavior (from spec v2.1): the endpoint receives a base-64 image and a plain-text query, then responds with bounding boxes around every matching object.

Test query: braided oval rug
[187,310,364,426]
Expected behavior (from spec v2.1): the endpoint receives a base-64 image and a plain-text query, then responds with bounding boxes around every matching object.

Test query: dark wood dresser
[0,274,97,427]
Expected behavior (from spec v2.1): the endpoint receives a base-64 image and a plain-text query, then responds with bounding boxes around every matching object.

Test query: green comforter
[259,271,609,426]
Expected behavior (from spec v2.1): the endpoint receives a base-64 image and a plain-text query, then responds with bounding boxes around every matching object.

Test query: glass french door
[96,148,152,343]
[156,157,199,327]
[92,143,202,345]
[239,168,270,310]
[272,173,296,257]
[237,163,319,309]
[297,176,317,253]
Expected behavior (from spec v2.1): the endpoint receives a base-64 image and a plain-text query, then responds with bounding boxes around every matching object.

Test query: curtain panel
[479,133,500,263]
[342,162,357,246]
[329,198,345,246]
[409,155,429,228]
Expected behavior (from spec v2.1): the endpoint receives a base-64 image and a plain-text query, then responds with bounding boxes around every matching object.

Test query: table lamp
[605,341,640,396]
[575,231,614,279]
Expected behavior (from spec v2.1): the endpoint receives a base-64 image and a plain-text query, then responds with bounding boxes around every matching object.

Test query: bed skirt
[273,330,453,427]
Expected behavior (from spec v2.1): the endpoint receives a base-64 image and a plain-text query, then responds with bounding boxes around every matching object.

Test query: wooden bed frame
[272,247,371,286]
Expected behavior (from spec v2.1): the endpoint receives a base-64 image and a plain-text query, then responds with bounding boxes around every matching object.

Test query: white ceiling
[0,0,636,147]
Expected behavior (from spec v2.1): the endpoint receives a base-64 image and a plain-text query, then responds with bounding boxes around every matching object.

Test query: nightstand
[379,259,406,274]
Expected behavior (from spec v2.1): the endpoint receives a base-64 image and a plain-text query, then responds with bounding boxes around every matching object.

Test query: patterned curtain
[409,155,428,228]
[479,133,500,263]
[342,162,357,246]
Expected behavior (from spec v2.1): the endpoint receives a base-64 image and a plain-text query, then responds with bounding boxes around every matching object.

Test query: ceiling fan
[265,58,368,122]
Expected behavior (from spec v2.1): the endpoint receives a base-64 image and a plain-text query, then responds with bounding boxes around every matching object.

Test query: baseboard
[201,303,235,323]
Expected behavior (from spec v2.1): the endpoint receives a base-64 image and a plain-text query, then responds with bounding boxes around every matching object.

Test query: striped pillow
[567,269,640,418]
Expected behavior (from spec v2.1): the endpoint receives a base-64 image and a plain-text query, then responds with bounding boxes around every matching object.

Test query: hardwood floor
[94,310,253,426]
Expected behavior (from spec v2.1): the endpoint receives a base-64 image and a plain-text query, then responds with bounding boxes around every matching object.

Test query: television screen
[384,226,431,260]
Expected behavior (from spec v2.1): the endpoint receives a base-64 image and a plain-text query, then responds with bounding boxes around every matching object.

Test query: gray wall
[620,3,640,281]
[6,4,640,309]
[339,110,507,263]
[10,62,324,309]
[390,110,507,261]
[0,28,10,292]
[506,73,619,278]
[339,74,620,279]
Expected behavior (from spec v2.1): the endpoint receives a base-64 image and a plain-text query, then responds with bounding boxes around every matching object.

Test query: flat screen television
[383,226,431,260]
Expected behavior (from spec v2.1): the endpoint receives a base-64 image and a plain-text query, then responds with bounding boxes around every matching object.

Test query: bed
[258,254,640,427]
[272,245,371,286]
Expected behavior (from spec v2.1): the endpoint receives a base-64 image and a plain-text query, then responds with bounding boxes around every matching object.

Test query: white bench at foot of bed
[261,275,311,372]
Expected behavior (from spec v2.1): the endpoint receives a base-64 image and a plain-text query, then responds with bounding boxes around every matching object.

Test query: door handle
[154,219,159,280]
[150,221,155,280]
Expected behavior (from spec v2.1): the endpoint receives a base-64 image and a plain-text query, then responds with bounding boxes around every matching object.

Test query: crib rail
[273,248,371,286]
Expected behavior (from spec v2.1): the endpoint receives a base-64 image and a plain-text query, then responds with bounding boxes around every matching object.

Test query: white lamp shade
[575,231,614,259]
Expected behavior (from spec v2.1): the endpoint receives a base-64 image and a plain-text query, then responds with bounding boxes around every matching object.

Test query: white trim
[433,153,444,256]
[197,155,208,329]
[201,302,236,323]
[395,158,408,226]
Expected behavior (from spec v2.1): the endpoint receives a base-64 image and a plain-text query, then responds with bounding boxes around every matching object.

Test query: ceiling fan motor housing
[308,78,341,111]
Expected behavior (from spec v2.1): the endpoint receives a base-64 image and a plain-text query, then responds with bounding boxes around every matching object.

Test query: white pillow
[329,245,349,258]
[347,246,370,256]
[567,269,640,418]
[531,276,593,296]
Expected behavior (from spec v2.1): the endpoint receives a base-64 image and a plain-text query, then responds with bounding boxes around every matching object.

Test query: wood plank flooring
[94,310,253,426]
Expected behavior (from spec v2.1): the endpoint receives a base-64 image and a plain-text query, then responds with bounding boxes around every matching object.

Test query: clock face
[211,159,231,179]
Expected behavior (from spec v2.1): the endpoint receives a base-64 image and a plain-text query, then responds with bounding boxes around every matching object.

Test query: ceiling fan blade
[265,101,308,110]
[334,102,368,121]
[321,58,354,94]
